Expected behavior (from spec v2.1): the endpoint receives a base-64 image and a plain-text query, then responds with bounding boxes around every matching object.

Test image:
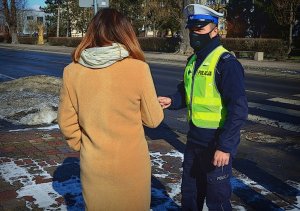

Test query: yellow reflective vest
[184,46,228,129]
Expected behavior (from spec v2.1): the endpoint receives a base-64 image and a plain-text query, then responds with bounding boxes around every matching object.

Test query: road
[0,48,300,210]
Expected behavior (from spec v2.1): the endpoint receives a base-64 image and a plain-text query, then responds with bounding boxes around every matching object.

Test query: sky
[27,0,46,10]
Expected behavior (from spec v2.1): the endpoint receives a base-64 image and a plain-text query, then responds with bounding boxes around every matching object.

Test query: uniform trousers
[181,141,232,211]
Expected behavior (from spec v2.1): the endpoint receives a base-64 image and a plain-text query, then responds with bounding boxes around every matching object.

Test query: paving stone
[0,190,17,201]
[33,176,53,184]
[0,198,27,210]
[64,152,80,158]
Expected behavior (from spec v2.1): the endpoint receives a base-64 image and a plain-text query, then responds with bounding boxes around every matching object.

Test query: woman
[58,8,163,210]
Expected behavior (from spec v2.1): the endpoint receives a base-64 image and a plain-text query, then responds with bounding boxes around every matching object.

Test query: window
[37,17,43,23]
[27,16,33,20]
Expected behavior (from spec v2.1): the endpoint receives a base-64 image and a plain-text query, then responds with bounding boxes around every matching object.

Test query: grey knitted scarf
[78,43,129,68]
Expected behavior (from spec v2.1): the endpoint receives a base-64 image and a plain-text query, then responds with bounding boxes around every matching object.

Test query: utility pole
[93,0,98,15]
[56,4,60,37]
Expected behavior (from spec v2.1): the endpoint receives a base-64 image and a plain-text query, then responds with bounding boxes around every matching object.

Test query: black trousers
[181,141,232,211]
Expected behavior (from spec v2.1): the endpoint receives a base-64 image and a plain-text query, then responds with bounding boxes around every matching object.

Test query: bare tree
[179,0,191,54]
[2,0,18,43]
[142,0,181,37]
[16,0,27,35]
[271,0,300,54]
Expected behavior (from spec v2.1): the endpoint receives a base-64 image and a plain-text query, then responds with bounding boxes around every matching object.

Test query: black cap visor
[185,20,212,29]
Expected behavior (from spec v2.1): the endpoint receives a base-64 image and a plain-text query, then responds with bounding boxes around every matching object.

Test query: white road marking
[0,73,16,80]
[247,114,300,132]
[248,102,300,117]
[246,90,269,95]
[268,97,300,106]
[293,94,300,97]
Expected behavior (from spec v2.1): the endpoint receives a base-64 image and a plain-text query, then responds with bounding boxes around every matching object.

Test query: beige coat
[58,58,163,210]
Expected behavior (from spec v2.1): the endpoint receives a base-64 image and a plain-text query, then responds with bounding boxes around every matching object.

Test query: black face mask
[189,28,215,51]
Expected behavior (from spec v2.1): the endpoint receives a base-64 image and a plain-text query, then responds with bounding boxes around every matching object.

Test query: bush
[220,38,287,60]
[48,37,82,47]
[0,34,11,43]
[48,36,181,52]
[138,37,181,52]
[18,36,37,45]
[44,37,287,59]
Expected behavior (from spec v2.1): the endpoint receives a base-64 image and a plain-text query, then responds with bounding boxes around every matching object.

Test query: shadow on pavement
[151,176,181,210]
[145,122,186,153]
[52,157,84,210]
[52,156,181,210]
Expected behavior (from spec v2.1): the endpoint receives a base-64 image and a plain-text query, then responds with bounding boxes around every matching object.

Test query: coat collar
[195,35,221,60]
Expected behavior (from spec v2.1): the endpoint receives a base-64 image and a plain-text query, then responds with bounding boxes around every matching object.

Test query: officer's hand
[213,150,230,167]
[158,96,172,109]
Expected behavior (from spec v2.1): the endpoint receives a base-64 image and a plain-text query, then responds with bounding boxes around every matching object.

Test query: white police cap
[184,4,224,29]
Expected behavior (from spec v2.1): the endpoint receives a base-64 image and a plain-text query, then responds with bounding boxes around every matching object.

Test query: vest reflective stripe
[193,112,222,121]
[184,46,228,129]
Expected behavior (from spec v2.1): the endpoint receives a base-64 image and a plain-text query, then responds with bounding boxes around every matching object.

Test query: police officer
[158,4,248,211]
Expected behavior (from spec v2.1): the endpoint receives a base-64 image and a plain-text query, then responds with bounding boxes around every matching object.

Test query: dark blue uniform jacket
[169,36,248,156]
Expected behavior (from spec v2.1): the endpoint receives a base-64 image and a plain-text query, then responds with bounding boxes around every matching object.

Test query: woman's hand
[158,96,172,109]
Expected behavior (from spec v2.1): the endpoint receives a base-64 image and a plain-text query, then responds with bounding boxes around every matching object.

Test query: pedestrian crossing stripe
[248,102,300,118]
[247,114,300,133]
[268,97,300,106]
[246,89,269,95]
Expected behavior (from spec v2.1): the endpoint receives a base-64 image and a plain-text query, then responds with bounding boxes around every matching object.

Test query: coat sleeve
[168,81,187,110]
[58,68,81,151]
[140,65,164,128]
[215,56,248,155]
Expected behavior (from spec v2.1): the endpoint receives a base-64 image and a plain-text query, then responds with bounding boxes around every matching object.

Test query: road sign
[79,0,109,8]
[98,0,109,7]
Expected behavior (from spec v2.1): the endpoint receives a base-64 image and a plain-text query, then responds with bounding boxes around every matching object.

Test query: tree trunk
[3,0,11,24]
[3,0,19,44]
[10,26,18,44]
[178,0,192,55]
[4,25,10,43]
[287,3,293,55]
[288,23,293,55]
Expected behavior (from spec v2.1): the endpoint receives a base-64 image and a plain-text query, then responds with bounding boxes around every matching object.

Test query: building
[18,9,46,35]
[0,9,46,37]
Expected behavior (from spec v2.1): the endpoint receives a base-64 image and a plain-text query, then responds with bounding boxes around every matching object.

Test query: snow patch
[0,76,61,126]
[19,106,57,125]
[0,157,83,210]
[150,150,184,207]
[9,124,59,132]
[232,205,247,211]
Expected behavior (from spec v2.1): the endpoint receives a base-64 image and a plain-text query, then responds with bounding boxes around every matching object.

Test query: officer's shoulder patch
[220,52,236,63]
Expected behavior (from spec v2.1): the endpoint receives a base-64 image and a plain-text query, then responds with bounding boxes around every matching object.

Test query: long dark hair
[73,8,144,62]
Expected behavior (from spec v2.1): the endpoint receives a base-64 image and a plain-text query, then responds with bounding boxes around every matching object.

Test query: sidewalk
[0,43,299,79]
[0,127,186,210]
